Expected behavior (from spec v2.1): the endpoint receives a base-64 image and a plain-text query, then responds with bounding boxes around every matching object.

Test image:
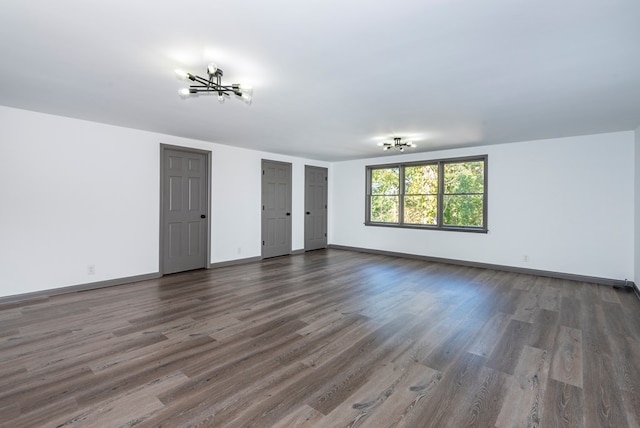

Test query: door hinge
[262,240,265,245]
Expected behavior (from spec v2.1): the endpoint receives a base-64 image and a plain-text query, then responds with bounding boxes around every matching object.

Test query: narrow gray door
[161,148,208,274]
[262,160,292,258]
[304,166,328,251]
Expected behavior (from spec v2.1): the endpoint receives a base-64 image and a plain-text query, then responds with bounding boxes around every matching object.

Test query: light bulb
[233,85,253,104]
[175,69,188,79]
[207,63,218,75]
[377,142,384,147]
[241,92,253,104]
[178,88,190,97]
[218,94,225,103]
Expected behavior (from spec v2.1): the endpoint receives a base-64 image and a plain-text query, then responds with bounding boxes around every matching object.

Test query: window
[370,167,400,223]
[366,156,487,232]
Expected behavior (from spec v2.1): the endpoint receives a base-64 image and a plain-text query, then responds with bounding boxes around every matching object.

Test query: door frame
[304,165,328,251]
[159,144,212,275]
[261,159,292,259]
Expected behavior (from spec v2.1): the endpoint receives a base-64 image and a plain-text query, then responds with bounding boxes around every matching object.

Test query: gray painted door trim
[159,144,212,275]
[261,159,292,259]
[304,165,328,251]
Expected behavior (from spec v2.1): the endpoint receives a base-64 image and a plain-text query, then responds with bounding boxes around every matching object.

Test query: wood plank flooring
[1,249,639,427]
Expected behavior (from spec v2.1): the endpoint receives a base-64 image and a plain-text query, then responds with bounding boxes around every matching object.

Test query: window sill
[364,222,488,234]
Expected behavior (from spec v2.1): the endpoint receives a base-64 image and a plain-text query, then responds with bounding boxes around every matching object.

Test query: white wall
[0,104,635,299]
[330,132,635,281]
[0,106,327,298]
[209,143,325,263]
[635,124,640,286]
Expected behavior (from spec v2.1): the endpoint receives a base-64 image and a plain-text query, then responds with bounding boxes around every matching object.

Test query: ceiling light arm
[186,70,234,94]
[187,84,239,94]
[376,137,417,152]
[177,64,253,104]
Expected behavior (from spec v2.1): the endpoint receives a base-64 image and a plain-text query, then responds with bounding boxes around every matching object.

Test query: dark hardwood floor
[1,249,639,427]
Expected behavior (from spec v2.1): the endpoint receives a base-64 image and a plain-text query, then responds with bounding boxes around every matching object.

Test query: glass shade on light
[178,88,198,98]
[238,85,253,95]
[207,63,218,75]
[242,86,254,103]
[175,69,189,79]
[241,95,252,104]
[232,84,253,103]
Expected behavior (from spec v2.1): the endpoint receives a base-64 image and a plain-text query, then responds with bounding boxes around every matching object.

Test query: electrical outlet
[88,265,95,275]
[523,255,529,263]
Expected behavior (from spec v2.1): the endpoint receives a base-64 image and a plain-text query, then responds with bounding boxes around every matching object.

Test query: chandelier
[377,137,416,151]
[175,64,253,104]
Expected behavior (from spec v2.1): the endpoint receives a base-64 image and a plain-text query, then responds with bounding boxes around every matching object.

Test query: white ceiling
[1,0,639,161]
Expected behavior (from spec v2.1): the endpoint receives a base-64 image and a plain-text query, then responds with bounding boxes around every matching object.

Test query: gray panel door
[304,166,328,251]
[162,148,208,274]
[262,160,292,258]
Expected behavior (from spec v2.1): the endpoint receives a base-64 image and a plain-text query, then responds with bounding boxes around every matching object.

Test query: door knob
[286,213,291,216]
[200,214,206,219]
[306,212,311,215]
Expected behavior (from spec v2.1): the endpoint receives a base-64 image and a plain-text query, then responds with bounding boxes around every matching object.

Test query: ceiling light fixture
[377,137,416,152]
[176,63,253,104]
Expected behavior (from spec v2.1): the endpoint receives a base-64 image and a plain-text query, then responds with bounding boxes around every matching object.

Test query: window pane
[444,161,484,194]
[443,194,484,227]
[370,195,399,223]
[405,164,438,194]
[366,156,486,231]
[371,168,399,195]
[404,195,438,225]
